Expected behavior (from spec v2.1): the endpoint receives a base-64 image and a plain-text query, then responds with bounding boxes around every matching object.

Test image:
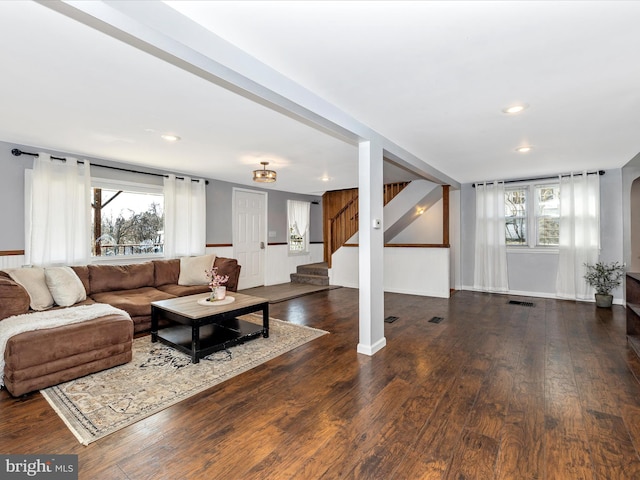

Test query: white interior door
[234,189,266,289]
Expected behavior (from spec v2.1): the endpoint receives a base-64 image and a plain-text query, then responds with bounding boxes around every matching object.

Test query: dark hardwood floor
[2,288,640,479]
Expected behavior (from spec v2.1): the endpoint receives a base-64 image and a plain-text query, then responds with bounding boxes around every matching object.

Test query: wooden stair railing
[324,182,409,267]
[327,194,359,267]
[383,182,409,206]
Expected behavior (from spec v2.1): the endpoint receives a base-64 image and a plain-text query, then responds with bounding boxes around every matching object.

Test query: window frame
[505,186,528,247]
[505,180,560,252]
[287,199,310,256]
[533,184,560,248]
[91,177,165,263]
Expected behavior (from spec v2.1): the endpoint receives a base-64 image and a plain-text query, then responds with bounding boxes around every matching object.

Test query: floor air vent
[384,316,399,323]
[508,300,534,307]
[429,316,445,324]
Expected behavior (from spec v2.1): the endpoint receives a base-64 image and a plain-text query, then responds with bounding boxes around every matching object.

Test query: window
[91,179,164,257]
[505,188,527,245]
[535,185,560,246]
[287,200,310,254]
[505,183,559,248]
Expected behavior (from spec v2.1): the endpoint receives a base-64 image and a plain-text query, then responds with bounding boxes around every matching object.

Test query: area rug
[40,315,328,445]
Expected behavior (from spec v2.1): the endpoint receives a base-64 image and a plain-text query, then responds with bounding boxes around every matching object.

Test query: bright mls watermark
[0,455,78,479]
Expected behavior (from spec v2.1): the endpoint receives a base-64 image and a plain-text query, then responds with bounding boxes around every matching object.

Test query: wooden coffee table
[150,292,269,363]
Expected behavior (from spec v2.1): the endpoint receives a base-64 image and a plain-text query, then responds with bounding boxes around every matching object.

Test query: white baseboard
[357,337,387,356]
[385,286,450,298]
[459,285,624,305]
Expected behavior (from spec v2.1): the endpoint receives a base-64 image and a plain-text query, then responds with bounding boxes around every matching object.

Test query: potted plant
[583,261,625,308]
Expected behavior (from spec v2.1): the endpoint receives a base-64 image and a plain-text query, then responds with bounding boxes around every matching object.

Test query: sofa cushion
[214,257,241,292]
[90,287,175,318]
[178,254,216,286]
[0,278,31,320]
[6,267,54,311]
[157,283,211,297]
[153,259,180,287]
[45,266,87,307]
[88,263,155,294]
[70,265,91,295]
[3,313,133,397]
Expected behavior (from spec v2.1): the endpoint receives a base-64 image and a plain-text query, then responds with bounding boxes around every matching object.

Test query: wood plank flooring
[2,289,640,479]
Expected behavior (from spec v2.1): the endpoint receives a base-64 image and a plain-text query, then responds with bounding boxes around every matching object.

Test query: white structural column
[357,140,386,355]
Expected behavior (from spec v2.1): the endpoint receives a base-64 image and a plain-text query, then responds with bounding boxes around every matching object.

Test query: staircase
[323,182,410,266]
[290,262,329,286]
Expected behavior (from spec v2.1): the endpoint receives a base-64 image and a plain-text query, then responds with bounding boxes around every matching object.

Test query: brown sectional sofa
[0,257,241,396]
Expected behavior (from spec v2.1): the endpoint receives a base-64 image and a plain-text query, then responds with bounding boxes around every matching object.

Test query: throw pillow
[45,266,87,307]
[178,254,216,286]
[6,267,54,311]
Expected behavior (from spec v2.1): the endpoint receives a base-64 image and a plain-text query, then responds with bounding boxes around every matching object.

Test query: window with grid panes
[504,183,559,248]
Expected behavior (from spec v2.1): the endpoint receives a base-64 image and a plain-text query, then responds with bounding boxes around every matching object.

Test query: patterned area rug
[41,315,327,445]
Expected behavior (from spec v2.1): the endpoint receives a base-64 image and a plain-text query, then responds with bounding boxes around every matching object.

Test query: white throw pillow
[178,254,216,286]
[45,266,87,307]
[6,267,54,311]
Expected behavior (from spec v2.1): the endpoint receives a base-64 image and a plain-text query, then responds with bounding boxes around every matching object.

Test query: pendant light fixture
[253,161,277,183]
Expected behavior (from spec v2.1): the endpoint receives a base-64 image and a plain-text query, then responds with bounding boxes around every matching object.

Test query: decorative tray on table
[197,296,235,307]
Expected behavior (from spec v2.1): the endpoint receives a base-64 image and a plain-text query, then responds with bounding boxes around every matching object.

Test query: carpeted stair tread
[290,273,330,286]
[296,262,329,276]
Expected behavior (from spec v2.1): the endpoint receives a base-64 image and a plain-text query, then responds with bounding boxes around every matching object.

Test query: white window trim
[505,180,559,251]
[92,177,163,194]
[507,246,559,254]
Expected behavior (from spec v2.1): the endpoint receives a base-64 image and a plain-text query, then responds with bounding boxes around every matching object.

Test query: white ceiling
[1,1,639,194]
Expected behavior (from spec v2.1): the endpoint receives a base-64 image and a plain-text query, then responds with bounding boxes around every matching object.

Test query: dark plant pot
[595,293,613,308]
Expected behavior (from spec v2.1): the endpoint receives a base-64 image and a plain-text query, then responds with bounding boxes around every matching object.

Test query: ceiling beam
[39,0,460,188]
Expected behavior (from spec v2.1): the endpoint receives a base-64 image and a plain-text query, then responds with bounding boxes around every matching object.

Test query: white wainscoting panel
[330,246,450,298]
[2,250,232,271]
[264,243,324,286]
[0,255,26,270]
[206,246,234,259]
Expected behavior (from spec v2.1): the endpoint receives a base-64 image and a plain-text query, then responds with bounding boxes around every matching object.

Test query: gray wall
[205,178,322,244]
[460,169,625,299]
[0,140,322,250]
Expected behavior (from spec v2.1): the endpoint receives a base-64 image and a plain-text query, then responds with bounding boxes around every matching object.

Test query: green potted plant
[583,261,625,308]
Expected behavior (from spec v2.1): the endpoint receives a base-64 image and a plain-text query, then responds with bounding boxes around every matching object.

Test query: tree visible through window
[505,188,527,245]
[92,185,164,257]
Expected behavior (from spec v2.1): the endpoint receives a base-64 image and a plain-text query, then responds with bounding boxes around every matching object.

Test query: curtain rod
[472,170,605,188]
[10,148,208,185]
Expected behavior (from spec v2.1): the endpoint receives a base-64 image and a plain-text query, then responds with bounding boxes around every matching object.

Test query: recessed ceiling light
[320,175,332,182]
[502,103,529,114]
[515,146,532,153]
[161,134,181,142]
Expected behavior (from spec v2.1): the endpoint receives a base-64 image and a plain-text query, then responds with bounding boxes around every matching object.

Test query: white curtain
[26,153,92,266]
[288,200,310,251]
[556,172,600,300]
[474,181,509,292]
[163,174,206,258]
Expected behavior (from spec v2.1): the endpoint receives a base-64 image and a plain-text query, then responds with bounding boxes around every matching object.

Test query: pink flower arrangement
[205,266,229,289]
